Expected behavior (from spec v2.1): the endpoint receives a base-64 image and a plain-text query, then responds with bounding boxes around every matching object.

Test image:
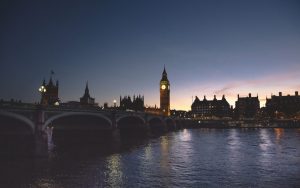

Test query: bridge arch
[165,118,176,131]
[147,116,164,122]
[43,112,113,130]
[116,114,147,129]
[0,110,35,134]
[116,114,146,124]
[148,116,166,133]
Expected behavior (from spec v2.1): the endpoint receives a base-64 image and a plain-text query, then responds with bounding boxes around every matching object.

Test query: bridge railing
[0,103,170,119]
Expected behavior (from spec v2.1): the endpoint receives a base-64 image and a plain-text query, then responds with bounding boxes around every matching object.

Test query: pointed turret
[84,81,90,97]
[163,65,167,75]
[213,95,217,101]
[48,76,54,86]
[85,81,88,91]
[80,81,95,106]
[192,96,200,107]
[48,70,54,86]
[42,78,46,86]
[161,65,169,81]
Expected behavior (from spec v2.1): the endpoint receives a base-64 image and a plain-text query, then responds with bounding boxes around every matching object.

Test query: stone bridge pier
[34,108,49,156]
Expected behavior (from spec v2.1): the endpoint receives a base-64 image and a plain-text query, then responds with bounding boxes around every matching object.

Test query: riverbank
[176,119,300,129]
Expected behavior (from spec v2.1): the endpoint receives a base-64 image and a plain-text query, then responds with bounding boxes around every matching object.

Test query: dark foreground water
[1,128,300,187]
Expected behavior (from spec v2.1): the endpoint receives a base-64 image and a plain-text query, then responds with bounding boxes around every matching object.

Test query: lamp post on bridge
[113,99,117,108]
[38,85,46,105]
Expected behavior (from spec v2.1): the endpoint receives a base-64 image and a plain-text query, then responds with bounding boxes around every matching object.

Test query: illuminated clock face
[161,85,166,90]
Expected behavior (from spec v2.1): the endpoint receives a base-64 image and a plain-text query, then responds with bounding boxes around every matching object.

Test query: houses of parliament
[37,67,171,116]
[6,66,298,120]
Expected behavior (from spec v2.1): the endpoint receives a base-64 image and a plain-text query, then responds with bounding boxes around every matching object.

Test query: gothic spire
[42,78,46,86]
[163,65,167,75]
[161,65,168,81]
[48,70,54,86]
[85,81,89,94]
[48,76,54,86]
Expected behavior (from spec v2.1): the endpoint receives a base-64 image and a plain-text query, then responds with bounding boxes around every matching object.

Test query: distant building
[266,91,300,118]
[191,95,231,119]
[171,110,188,118]
[145,105,161,115]
[235,93,260,119]
[103,102,109,109]
[160,66,170,116]
[40,75,59,105]
[61,101,81,108]
[120,95,144,112]
[80,82,96,106]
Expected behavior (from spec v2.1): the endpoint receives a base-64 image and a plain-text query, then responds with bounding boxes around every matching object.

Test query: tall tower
[80,81,95,106]
[40,72,59,105]
[160,66,170,116]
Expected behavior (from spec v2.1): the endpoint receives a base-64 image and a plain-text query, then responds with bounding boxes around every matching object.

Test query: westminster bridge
[0,104,178,135]
[0,104,180,155]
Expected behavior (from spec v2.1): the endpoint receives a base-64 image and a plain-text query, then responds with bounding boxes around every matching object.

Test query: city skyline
[1,0,300,110]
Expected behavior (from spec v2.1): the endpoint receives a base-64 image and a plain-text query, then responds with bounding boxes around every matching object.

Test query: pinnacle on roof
[163,65,167,75]
[85,81,89,91]
[161,65,169,81]
[83,81,90,97]
[42,78,46,86]
[49,77,54,86]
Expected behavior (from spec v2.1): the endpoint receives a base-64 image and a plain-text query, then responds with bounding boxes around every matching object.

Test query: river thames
[1,128,300,187]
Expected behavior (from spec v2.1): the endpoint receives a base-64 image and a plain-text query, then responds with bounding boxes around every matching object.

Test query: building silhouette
[235,93,260,119]
[266,91,300,118]
[120,95,144,112]
[80,82,96,106]
[171,110,188,118]
[40,75,59,105]
[160,66,170,116]
[191,95,231,119]
[145,105,161,115]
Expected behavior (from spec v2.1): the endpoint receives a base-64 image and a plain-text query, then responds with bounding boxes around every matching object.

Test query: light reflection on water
[227,129,242,174]
[274,128,284,142]
[259,129,272,152]
[1,128,300,187]
[106,154,122,187]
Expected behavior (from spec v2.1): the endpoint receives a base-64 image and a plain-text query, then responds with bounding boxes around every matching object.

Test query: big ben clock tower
[160,66,170,116]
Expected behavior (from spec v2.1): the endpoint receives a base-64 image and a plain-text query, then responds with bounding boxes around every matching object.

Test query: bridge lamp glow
[39,86,46,93]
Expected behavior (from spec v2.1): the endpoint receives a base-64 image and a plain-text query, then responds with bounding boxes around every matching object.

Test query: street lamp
[39,85,46,93]
[39,85,46,105]
[113,99,117,108]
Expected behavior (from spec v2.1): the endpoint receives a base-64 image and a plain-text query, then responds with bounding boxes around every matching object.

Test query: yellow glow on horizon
[144,87,300,111]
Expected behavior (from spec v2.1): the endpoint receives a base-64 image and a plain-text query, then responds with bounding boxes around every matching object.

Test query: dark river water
[1,128,300,187]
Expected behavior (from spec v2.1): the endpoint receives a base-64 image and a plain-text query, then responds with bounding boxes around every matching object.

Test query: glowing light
[38,85,46,93]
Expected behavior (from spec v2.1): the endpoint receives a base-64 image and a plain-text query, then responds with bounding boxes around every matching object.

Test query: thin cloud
[214,71,300,95]
[214,82,242,95]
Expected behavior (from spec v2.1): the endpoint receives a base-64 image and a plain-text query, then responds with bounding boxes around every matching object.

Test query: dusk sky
[1,0,300,110]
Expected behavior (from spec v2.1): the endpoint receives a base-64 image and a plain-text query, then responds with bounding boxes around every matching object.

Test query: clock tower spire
[160,66,170,116]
